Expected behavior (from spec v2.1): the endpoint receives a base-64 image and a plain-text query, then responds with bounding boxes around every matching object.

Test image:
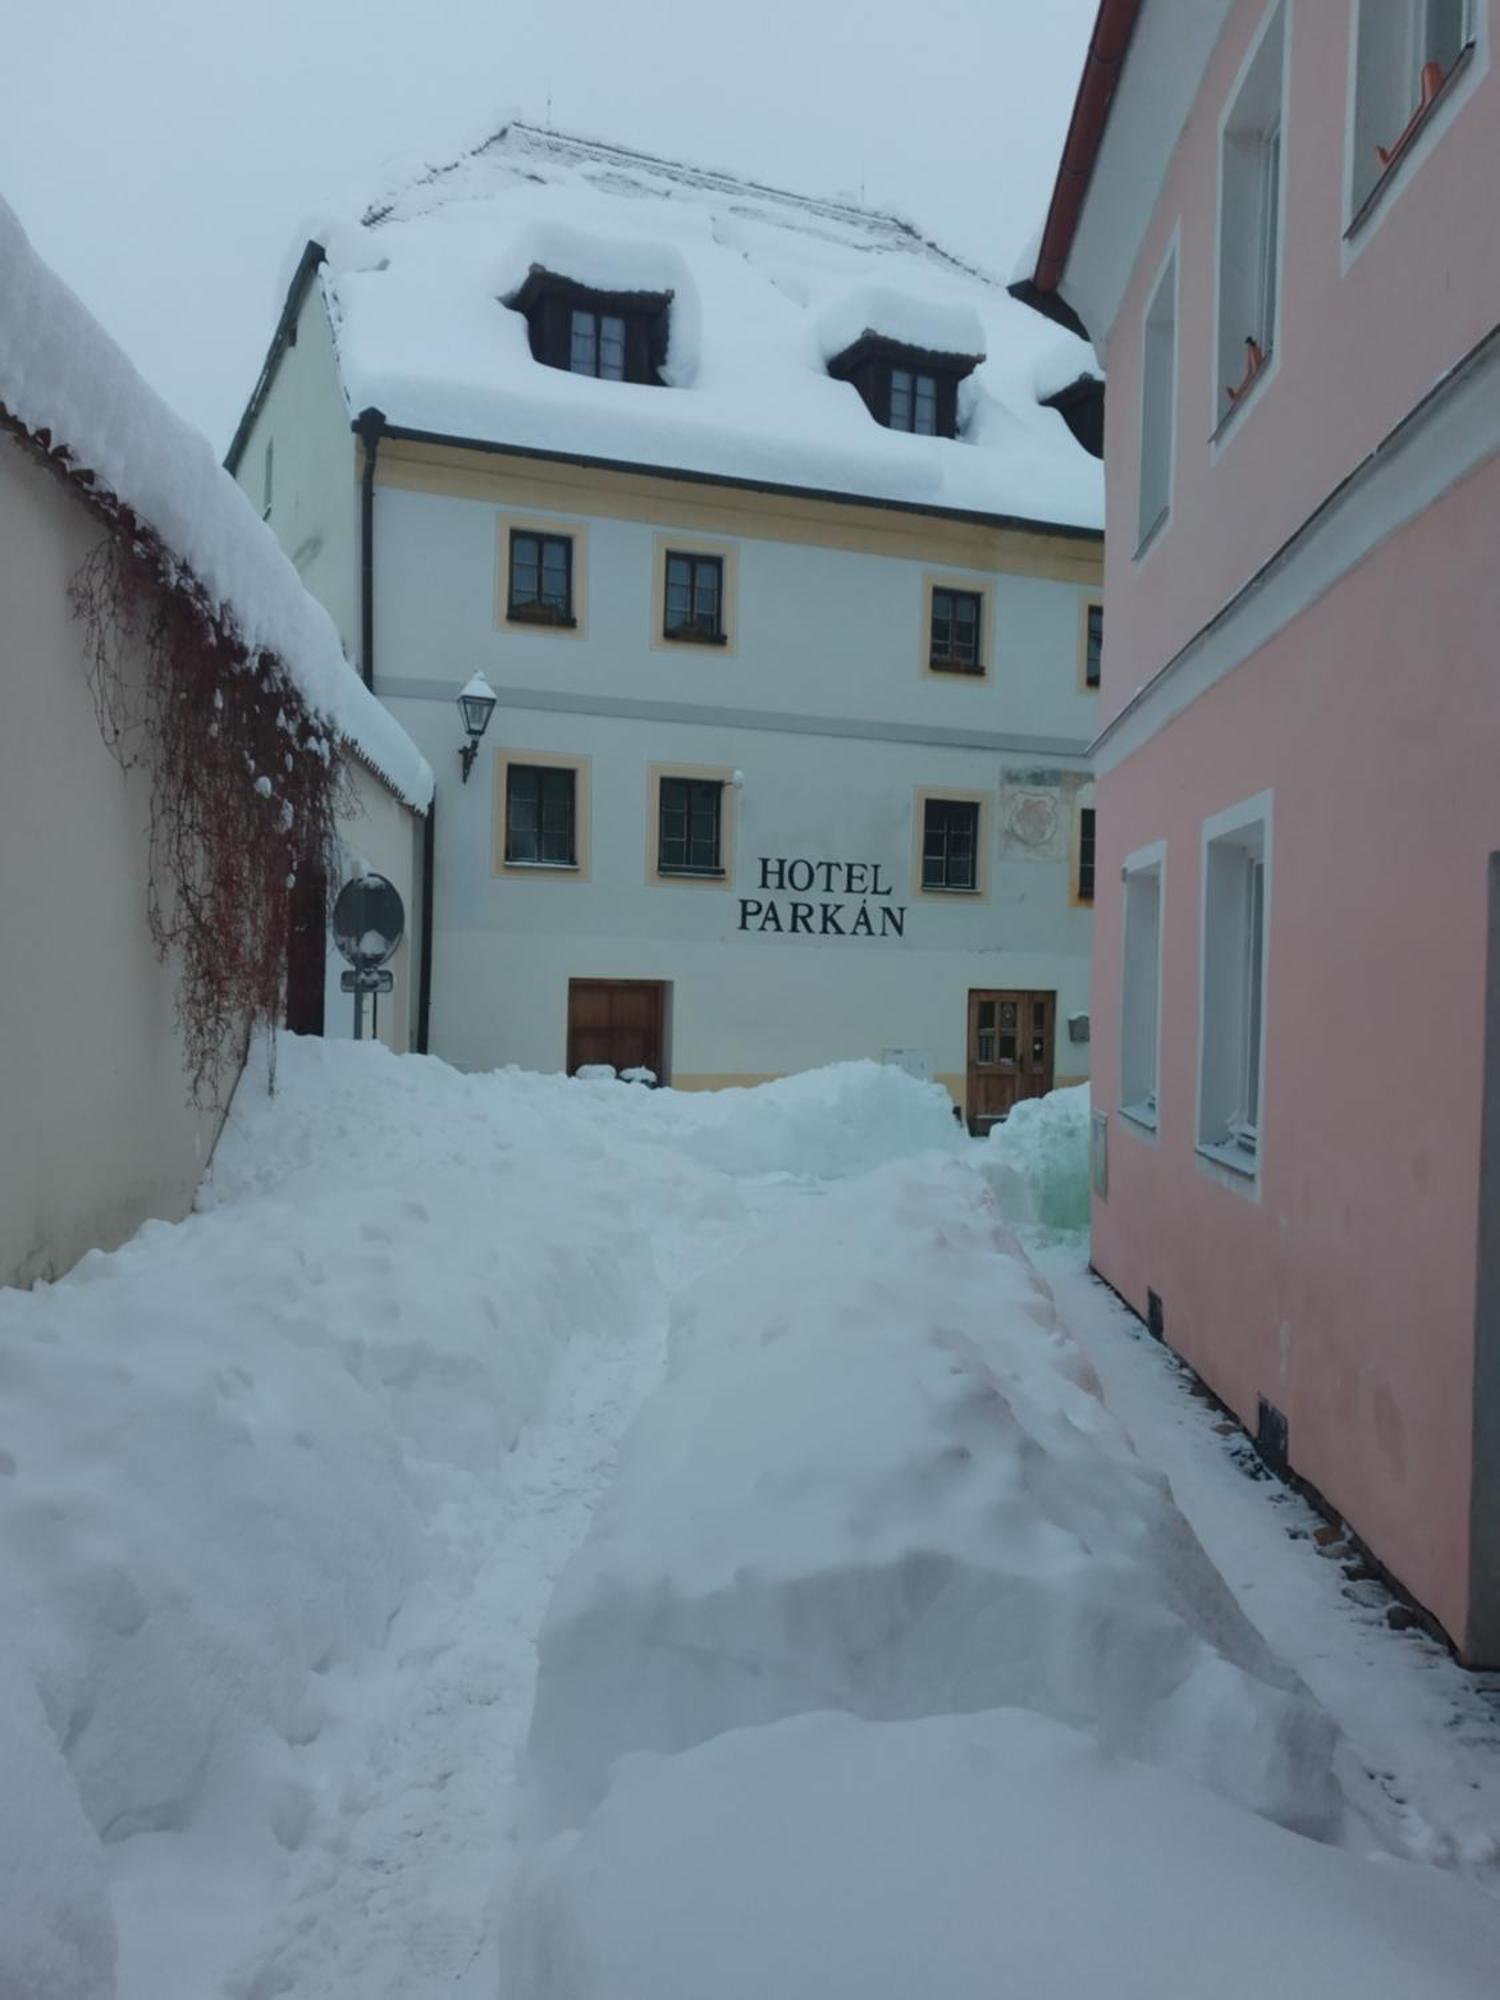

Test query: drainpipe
[354,406,385,690]
[417,795,436,1055]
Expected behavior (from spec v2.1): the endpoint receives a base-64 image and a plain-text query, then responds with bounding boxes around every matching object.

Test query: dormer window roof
[508,265,671,387]
[826,333,982,441]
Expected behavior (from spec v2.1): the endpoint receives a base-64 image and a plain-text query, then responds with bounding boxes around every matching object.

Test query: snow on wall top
[320,123,1103,529]
[0,196,433,810]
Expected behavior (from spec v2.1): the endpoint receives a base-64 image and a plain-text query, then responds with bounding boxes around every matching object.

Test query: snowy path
[1036,1239,1500,1893]
[219,1176,809,2000]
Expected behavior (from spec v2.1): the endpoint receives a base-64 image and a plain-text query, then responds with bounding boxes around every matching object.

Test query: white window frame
[1120,840,1166,1137]
[1210,0,1290,445]
[1343,0,1486,256]
[1196,791,1273,1188]
[1136,231,1179,561]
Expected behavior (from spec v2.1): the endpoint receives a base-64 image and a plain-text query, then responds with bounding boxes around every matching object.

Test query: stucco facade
[0,433,221,1286]
[1036,0,1500,1657]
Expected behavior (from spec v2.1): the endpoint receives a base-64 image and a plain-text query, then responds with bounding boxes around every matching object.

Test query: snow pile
[523,1155,1339,1838]
[317,122,1104,526]
[0,1035,677,1998]
[0,196,432,810]
[503,1707,1500,2000]
[976,1081,1092,1230]
[814,283,986,363]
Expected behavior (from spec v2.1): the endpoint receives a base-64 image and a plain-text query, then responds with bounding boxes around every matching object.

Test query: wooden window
[505,763,576,867]
[890,367,938,435]
[930,587,983,674]
[658,776,724,876]
[663,551,725,643]
[570,307,628,380]
[508,269,671,386]
[1077,807,1096,903]
[923,798,980,892]
[508,530,574,625]
[1085,604,1103,687]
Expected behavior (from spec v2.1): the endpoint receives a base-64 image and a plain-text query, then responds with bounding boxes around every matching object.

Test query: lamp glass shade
[457,673,497,740]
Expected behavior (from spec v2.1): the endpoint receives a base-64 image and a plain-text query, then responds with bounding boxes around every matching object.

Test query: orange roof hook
[1226,337,1266,406]
[1377,60,1450,169]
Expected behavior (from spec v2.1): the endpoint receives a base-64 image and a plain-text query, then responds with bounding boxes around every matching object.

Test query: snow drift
[503,1707,1500,2000]
[523,1155,1340,1838]
[976,1081,1092,1230]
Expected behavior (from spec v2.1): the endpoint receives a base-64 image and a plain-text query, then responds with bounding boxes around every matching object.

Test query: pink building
[1018,0,1500,1662]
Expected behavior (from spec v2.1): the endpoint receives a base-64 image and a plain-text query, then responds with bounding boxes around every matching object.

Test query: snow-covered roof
[313,123,1103,531]
[0,196,433,811]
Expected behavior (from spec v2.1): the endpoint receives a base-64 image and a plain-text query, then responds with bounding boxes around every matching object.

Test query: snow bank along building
[0,196,432,1289]
[229,124,1105,1124]
[1020,0,1500,1660]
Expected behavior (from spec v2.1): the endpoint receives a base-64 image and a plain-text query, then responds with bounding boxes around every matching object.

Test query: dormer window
[507,266,671,386]
[825,334,981,441]
[570,308,627,379]
[891,368,938,435]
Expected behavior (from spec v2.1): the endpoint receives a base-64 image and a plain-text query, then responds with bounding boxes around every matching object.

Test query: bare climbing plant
[0,409,345,1104]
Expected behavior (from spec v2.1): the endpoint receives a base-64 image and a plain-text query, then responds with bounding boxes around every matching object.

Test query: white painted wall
[0,436,223,1286]
[375,484,1102,748]
[230,276,359,658]
[375,482,1097,1103]
[324,758,424,1053]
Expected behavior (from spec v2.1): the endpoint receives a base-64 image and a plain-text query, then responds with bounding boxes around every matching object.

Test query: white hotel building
[230,124,1104,1127]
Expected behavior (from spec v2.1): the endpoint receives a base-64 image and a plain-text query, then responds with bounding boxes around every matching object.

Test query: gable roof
[256,121,1103,533]
[0,196,432,811]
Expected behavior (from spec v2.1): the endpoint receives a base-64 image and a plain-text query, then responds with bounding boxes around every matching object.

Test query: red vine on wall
[4,410,346,1103]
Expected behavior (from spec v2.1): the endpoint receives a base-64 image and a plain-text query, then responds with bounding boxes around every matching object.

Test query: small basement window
[508,530,575,625]
[922,797,981,892]
[663,550,725,643]
[507,266,671,386]
[1351,0,1476,223]
[930,587,983,674]
[826,334,982,441]
[1215,3,1286,425]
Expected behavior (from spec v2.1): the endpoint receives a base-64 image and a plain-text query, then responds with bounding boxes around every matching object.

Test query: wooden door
[567,979,666,1082]
[966,990,1055,1135]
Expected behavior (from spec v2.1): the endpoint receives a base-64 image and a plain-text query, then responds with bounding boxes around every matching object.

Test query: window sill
[507,606,578,630]
[1196,1138,1259,1180]
[928,660,987,678]
[1119,1102,1158,1137]
[1346,42,1476,242]
[662,629,728,648]
[656,866,726,881]
[503,858,580,873]
[919,883,981,897]
[1134,505,1170,563]
[1210,349,1275,447]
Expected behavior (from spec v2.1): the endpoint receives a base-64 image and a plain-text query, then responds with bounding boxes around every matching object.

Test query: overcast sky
[1,0,1092,453]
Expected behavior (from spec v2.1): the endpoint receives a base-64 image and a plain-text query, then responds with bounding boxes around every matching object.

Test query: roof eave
[1015,0,1146,339]
[359,416,1104,543]
[223,239,327,475]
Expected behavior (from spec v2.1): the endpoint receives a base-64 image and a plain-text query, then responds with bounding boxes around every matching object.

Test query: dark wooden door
[284,864,327,1037]
[567,979,666,1082]
[966,990,1055,1135]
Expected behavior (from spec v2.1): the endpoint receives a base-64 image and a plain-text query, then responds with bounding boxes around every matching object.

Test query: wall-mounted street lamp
[457,671,497,783]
